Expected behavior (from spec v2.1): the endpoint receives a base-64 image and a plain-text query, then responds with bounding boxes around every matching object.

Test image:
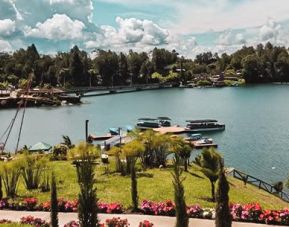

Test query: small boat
[187,137,217,149]
[157,117,171,127]
[125,125,133,132]
[136,118,160,129]
[136,117,171,129]
[185,119,225,132]
[109,127,120,135]
[185,133,203,141]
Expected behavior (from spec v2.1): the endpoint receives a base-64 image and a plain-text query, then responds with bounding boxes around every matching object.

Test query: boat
[186,136,217,149]
[109,127,120,135]
[157,117,171,127]
[136,117,171,129]
[185,119,225,132]
[185,133,203,141]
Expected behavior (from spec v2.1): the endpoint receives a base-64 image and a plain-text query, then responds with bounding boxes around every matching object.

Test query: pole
[85,120,89,142]
[118,127,122,145]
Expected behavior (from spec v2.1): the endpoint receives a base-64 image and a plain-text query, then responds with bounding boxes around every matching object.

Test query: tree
[215,160,232,227]
[50,173,58,227]
[194,148,221,202]
[75,144,98,227]
[171,137,192,171]
[0,176,2,200]
[130,157,138,211]
[69,46,84,86]
[172,154,188,227]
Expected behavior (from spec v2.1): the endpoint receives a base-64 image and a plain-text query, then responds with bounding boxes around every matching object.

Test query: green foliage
[172,155,188,227]
[0,160,22,198]
[51,144,69,161]
[50,173,58,227]
[76,150,98,227]
[137,130,173,168]
[62,135,73,148]
[194,148,221,202]
[171,138,192,171]
[197,80,212,86]
[68,142,100,161]
[21,153,49,190]
[151,72,165,82]
[215,161,232,227]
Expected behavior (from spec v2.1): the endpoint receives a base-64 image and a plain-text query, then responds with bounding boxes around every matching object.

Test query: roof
[138,118,158,121]
[157,117,171,120]
[186,119,218,123]
[29,142,52,151]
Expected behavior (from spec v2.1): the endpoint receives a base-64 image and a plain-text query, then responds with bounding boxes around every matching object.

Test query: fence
[228,168,289,203]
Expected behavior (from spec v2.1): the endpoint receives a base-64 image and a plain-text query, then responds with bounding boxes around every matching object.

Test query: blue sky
[0,0,289,57]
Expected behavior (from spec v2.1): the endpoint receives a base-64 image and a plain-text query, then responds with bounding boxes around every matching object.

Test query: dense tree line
[0,42,289,88]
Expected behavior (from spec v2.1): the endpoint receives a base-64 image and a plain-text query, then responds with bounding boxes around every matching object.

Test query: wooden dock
[88,134,112,141]
[153,126,186,134]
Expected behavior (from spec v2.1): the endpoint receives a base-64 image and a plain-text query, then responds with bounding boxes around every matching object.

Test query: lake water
[1,84,289,184]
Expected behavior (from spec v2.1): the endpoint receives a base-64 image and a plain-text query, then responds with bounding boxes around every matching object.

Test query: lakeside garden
[0,131,289,226]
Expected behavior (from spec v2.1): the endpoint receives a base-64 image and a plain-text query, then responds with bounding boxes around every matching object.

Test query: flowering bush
[187,205,203,218]
[98,202,124,214]
[103,217,129,227]
[23,198,38,211]
[139,220,154,227]
[141,200,175,216]
[20,215,49,227]
[64,220,80,227]
[2,198,289,225]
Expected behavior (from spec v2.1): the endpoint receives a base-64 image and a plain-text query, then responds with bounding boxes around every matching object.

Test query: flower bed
[64,218,152,227]
[1,198,289,225]
[0,198,123,214]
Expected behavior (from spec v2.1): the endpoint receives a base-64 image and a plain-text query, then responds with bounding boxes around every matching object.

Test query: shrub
[172,155,188,227]
[20,216,49,227]
[0,160,22,198]
[75,146,98,227]
[21,153,49,190]
[139,220,154,227]
[23,198,38,211]
[105,217,129,227]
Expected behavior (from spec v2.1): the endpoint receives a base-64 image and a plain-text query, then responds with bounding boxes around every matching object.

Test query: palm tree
[62,135,73,148]
[193,148,221,202]
[171,137,192,172]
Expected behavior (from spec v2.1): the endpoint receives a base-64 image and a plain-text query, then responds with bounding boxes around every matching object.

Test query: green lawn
[14,160,289,210]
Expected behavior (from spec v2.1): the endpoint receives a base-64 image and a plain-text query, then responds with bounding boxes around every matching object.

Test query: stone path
[0,210,285,227]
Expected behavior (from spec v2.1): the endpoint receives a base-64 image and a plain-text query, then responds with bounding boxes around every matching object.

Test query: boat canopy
[157,117,171,120]
[138,118,158,121]
[186,119,218,123]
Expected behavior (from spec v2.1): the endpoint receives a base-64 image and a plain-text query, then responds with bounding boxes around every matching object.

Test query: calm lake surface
[1,84,289,183]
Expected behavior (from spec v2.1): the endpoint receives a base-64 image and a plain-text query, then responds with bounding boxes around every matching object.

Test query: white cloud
[0,19,16,36]
[217,31,246,46]
[24,14,85,40]
[170,0,289,34]
[0,40,12,52]
[259,19,281,42]
[49,0,74,4]
[98,17,169,46]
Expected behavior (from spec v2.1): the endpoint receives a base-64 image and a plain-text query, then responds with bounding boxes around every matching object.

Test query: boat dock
[153,126,186,134]
[188,141,218,149]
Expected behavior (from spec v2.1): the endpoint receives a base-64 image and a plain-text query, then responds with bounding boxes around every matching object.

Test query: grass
[11,160,288,210]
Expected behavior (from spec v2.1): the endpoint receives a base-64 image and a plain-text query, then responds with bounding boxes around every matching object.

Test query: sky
[0,0,289,57]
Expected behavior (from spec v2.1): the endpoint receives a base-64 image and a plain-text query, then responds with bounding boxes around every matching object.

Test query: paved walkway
[0,210,285,227]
